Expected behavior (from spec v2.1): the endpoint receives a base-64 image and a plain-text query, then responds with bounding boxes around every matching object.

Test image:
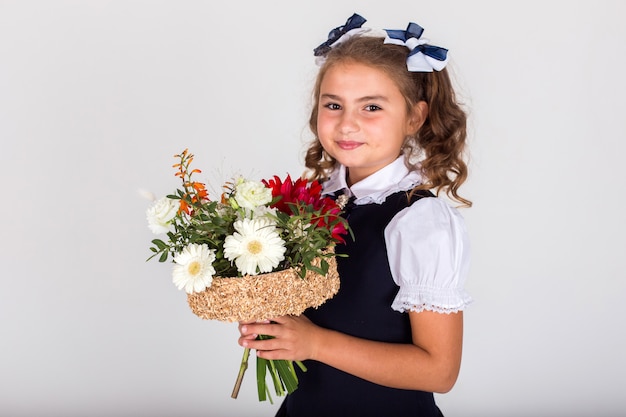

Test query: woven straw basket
[187,256,340,322]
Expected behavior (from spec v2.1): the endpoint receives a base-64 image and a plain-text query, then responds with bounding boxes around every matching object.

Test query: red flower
[263,175,315,213]
[316,196,349,244]
[263,174,348,243]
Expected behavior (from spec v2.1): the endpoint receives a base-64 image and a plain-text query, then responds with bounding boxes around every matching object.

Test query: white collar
[322,157,424,205]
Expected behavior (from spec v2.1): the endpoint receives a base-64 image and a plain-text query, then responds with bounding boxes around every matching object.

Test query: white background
[1,1,625,416]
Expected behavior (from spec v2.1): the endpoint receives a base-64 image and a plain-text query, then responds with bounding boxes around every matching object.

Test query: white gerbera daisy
[223,217,286,276]
[172,243,216,294]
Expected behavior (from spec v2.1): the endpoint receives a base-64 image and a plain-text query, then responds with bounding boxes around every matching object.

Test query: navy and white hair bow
[384,22,449,72]
[313,13,367,57]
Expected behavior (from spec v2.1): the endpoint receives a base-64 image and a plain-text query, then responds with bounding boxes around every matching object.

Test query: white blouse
[322,157,472,314]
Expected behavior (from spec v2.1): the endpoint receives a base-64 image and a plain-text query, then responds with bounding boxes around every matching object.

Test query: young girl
[239,14,472,417]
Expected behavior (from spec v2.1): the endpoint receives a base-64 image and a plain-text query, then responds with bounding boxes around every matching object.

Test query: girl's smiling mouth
[336,140,363,150]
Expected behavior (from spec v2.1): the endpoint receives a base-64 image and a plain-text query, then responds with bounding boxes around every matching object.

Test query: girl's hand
[237,319,269,342]
[237,315,322,362]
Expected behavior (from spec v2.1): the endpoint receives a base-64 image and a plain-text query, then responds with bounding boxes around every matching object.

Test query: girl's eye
[324,103,341,110]
[364,104,381,112]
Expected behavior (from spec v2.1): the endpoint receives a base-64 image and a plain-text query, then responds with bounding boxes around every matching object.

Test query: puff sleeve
[385,197,473,314]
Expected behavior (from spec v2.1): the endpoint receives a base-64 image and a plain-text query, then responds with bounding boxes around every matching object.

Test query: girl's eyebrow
[320,93,389,102]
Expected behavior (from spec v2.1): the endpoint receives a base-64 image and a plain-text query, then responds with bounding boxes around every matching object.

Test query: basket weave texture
[187,256,340,322]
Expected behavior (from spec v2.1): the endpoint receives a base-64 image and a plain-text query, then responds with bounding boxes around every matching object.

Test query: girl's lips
[336,140,362,150]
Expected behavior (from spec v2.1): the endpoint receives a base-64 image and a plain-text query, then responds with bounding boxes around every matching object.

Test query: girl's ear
[408,101,429,134]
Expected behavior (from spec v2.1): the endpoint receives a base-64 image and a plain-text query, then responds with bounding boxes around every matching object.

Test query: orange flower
[192,181,209,200]
[178,198,190,215]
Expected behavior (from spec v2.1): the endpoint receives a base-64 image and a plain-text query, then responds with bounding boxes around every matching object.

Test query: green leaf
[151,239,167,250]
[306,263,325,276]
[256,357,268,402]
[319,259,329,275]
[158,251,168,262]
[295,360,307,372]
[274,360,300,394]
[267,359,284,396]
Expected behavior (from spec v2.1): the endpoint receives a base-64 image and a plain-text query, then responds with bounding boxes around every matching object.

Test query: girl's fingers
[241,335,282,350]
[237,320,284,348]
[238,319,270,336]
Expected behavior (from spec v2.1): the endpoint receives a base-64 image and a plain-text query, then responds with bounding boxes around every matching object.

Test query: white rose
[146,197,178,234]
[233,179,272,210]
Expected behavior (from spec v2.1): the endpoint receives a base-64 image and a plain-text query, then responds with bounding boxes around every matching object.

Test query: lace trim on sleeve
[391,285,473,314]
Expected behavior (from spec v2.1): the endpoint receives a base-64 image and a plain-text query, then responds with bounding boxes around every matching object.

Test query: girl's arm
[238,309,463,393]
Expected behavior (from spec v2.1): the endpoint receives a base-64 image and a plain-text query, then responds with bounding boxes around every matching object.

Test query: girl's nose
[339,111,358,134]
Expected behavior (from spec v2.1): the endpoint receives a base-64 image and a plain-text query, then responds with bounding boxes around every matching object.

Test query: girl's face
[316,61,425,185]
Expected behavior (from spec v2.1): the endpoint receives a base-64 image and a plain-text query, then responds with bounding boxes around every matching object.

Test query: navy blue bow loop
[384,22,449,71]
[313,13,367,57]
[385,22,425,42]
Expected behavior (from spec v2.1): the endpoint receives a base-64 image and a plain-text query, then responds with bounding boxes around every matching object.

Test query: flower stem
[231,347,250,399]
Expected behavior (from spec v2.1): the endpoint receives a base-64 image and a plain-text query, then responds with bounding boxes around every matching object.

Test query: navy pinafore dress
[277,190,444,417]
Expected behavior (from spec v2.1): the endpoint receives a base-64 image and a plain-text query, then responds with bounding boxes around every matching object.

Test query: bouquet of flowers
[145,149,349,402]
